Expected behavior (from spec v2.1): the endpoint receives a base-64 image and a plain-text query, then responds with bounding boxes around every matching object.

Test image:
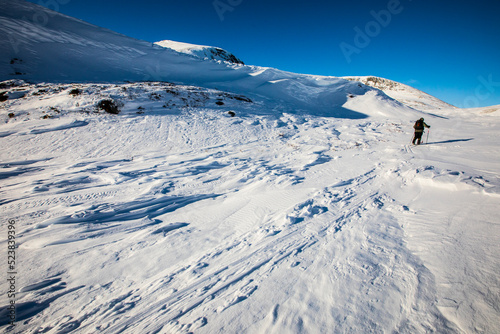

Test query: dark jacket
[414,119,430,133]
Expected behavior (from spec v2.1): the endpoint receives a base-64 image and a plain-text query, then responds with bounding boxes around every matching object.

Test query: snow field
[0,81,499,333]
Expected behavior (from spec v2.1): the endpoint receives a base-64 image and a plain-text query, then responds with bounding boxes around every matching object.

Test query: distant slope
[463,104,500,116]
[155,40,244,65]
[344,76,456,111]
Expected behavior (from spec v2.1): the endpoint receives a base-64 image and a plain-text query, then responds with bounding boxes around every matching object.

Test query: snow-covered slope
[155,40,244,65]
[0,0,412,119]
[344,76,457,111]
[464,104,500,116]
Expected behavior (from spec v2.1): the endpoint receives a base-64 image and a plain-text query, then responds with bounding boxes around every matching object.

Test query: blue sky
[27,0,500,107]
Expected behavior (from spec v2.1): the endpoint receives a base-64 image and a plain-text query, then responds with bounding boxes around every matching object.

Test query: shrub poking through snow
[149,92,161,100]
[0,92,7,102]
[97,99,121,114]
[10,58,23,65]
[69,88,82,96]
[232,95,252,103]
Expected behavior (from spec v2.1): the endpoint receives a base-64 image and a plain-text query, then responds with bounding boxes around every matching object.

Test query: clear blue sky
[27,0,500,108]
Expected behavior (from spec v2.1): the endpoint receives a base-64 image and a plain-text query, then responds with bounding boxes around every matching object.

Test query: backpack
[414,119,424,130]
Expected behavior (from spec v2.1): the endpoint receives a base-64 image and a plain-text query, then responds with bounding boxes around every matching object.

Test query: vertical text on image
[6,219,17,327]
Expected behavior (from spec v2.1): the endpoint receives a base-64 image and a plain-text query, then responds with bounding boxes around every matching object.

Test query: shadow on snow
[37,194,220,229]
[427,138,474,145]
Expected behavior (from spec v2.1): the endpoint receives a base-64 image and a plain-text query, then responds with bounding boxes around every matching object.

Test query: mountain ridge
[155,40,244,65]
[343,76,457,111]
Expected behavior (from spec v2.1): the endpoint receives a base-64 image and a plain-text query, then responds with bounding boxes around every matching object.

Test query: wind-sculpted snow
[1,79,499,333]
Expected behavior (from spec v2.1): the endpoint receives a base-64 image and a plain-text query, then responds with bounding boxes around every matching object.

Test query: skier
[412,117,430,145]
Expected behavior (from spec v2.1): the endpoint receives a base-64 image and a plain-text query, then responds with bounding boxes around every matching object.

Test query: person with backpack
[412,117,430,145]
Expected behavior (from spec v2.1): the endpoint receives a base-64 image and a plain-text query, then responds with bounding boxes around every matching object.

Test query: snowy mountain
[155,40,244,65]
[1,1,500,334]
[0,0,405,119]
[344,76,457,111]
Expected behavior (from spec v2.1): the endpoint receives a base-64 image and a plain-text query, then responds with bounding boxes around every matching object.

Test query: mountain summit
[155,40,244,65]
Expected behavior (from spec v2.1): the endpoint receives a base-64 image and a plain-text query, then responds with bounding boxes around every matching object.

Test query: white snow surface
[154,40,244,65]
[0,1,499,334]
[1,80,499,334]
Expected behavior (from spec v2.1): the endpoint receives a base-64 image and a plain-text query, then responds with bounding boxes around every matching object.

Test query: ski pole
[426,129,430,144]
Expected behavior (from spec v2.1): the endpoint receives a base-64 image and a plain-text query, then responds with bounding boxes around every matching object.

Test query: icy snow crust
[0,1,500,333]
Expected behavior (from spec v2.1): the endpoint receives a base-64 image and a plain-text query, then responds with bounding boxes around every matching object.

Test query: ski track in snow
[0,82,499,334]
